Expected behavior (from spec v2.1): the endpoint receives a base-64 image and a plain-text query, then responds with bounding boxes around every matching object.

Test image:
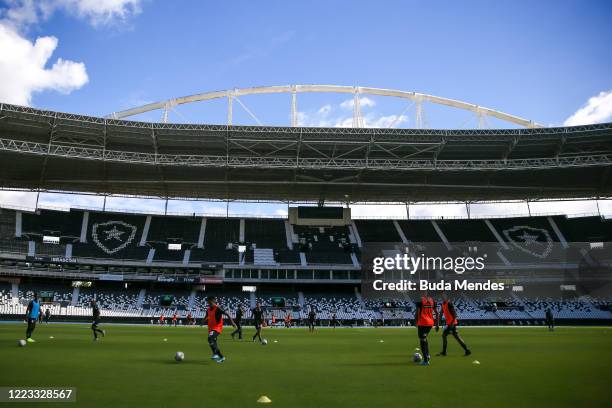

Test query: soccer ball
[175,351,185,362]
[413,352,423,363]
[261,339,268,345]
[18,339,26,347]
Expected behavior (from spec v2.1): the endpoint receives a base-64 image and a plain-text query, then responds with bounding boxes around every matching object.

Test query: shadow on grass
[335,361,413,367]
[145,358,219,366]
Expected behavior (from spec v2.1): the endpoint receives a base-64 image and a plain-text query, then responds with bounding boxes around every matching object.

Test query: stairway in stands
[71,287,80,306]
[187,289,196,309]
[11,282,18,302]
[354,288,366,307]
[253,248,276,266]
[137,289,146,308]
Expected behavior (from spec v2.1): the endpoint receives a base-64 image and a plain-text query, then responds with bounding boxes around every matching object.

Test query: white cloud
[349,200,610,219]
[0,23,88,105]
[564,90,612,126]
[298,105,409,129]
[297,96,412,129]
[274,208,288,217]
[1,191,609,218]
[340,96,376,110]
[0,0,143,105]
[2,0,143,28]
[53,0,142,26]
[0,190,38,209]
[350,204,407,218]
[317,104,331,116]
[2,0,40,28]
[365,114,408,128]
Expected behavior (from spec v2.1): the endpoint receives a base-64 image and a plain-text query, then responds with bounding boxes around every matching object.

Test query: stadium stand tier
[72,211,150,260]
[0,207,610,269]
[0,206,610,326]
[354,220,401,242]
[1,279,611,325]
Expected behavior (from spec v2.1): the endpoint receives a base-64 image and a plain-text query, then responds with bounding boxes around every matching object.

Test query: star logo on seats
[502,225,553,259]
[91,221,138,254]
[517,231,539,245]
[104,226,125,241]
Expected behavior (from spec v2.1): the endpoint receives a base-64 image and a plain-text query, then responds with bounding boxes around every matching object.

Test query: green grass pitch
[1,324,610,407]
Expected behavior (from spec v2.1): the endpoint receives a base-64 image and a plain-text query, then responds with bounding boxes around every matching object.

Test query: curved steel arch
[106,85,543,128]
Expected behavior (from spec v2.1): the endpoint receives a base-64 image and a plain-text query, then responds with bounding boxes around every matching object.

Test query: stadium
[0,2,611,407]
[1,87,611,406]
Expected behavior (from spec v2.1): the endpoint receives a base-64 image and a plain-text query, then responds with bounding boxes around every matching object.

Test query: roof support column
[291,86,298,127]
[415,96,424,129]
[526,200,532,216]
[227,91,233,125]
[352,87,363,128]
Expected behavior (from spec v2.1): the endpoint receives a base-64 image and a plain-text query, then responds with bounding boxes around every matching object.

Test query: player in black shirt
[331,312,338,328]
[545,308,554,331]
[231,306,243,340]
[308,309,316,333]
[251,302,265,343]
[91,300,105,341]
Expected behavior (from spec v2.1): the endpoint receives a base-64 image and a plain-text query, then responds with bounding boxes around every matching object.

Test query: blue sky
[0,0,611,216]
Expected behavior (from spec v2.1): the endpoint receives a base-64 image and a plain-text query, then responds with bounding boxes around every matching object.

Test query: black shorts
[417,326,432,339]
[254,321,262,330]
[308,319,315,326]
[443,325,458,335]
[27,318,37,325]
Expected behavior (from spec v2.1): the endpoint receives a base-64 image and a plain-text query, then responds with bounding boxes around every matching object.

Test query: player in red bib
[203,296,236,363]
[284,312,292,328]
[414,292,439,365]
[437,293,471,357]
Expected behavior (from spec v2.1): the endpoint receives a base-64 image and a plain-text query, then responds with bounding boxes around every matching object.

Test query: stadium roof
[0,103,611,203]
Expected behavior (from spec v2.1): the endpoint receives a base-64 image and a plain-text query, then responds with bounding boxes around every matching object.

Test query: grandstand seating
[151,245,185,262]
[274,249,301,264]
[489,216,559,242]
[204,218,239,248]
[35,242,67,257]
[245,219,286,248]
[0,239,28,255]
[0,209,28,255]
[0,209,14,234]
[72,212,149,260]
[21,210,82,240]
[1,207,610,268]
[147,216,201,244]
[397,220,442,242]
[1,278,611,323]
[294,225,354,265]
[354,220,401,242]
[190,248,237,263]
[554,216,612,242]
[436,219,497,242]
